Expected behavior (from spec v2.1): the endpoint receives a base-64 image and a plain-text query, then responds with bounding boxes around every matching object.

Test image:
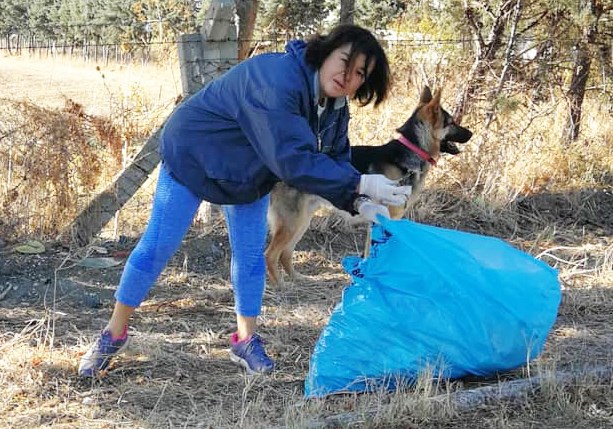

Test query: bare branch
[515,10,548,37]
[485,0,524,128]
[463,0,485,53]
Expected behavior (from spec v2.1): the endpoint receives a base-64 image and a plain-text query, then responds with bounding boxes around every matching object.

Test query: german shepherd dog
[265,86,473,285]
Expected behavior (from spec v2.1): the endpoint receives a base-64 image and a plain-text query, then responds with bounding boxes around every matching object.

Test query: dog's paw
[267,277,286,289]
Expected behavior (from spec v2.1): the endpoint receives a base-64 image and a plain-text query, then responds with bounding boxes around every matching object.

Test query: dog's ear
[429,89,442,108]
[419,86,433,104]
[421,89,443,123]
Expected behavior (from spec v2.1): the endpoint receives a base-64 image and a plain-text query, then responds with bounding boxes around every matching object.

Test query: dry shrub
[0,76,165,242]
[64,98,123,164]
[103,81,166,161]
[0,99,121,241]
[438,91,613,202]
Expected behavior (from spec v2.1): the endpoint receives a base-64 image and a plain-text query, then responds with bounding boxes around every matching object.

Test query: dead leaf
[15,240,45,254]
[90,246,108,255]
[76,257,123,269]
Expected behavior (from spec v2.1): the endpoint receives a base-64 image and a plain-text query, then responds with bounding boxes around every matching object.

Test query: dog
[265,86,473,285]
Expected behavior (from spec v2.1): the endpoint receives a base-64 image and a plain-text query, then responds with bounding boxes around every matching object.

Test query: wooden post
[63,0,239,245]
[178,0,238,98]
[178,0,239,222]
[178,33,205,97]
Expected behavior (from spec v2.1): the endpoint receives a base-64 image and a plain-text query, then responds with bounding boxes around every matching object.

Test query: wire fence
[0,24,582,61]
[0,37,581,80]
[0,27,609,244]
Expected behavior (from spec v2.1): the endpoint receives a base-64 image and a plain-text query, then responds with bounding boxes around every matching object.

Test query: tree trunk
[564,42,592,142]
[235,0,258,60]
[531,11,563,102]
[484,0,523,128]
[563,0,601,142]
[453,0,515,123]
[340,0,355,24]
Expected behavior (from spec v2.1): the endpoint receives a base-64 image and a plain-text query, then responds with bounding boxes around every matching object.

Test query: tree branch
[463,0,485,54]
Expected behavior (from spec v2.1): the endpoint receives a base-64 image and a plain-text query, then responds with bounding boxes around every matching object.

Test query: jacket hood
[285,40,316,77]
[285,39,308,61]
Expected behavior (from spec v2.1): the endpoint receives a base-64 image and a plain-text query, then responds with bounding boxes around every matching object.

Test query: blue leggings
[115,165,269,317]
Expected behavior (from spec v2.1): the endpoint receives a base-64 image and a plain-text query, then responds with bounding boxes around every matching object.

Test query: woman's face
[319,43,374,99]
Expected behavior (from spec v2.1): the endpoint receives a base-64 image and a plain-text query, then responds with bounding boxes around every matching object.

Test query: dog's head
[393,86,473,179]
[437,102,473,156]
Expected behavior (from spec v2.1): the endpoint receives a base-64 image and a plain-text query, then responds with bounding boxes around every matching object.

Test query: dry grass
[0,54,612,428]
[0,54,181,117]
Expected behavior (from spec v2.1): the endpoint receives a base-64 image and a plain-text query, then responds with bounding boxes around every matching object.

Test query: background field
[0,45,612,429]
[0,54,181,116]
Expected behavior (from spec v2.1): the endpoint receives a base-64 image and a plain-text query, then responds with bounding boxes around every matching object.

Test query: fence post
[178,0,239,222]
[63,0,239,245]
[178,0,238,97]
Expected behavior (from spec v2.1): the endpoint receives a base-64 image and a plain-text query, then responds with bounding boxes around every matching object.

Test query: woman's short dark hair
[305,24,390,107]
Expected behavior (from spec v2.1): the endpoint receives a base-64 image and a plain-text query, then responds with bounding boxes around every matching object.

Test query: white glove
[359,174,412,206]
[355,198,390,224]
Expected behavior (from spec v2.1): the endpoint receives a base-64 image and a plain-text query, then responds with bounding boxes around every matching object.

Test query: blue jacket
[160,40,360,212]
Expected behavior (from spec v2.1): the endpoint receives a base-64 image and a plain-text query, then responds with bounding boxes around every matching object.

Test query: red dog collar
[397,135,437,166]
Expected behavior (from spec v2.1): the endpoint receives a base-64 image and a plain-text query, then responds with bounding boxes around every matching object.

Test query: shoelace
[249,336,270,363]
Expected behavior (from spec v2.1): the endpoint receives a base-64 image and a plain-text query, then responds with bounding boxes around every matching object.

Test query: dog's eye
[443,112,454,127]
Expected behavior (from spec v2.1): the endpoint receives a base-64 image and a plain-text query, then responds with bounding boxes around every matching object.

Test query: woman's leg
[222,194,270,340]
[79,165,201,377]
[113,165,201,314]
[223,194,274,373]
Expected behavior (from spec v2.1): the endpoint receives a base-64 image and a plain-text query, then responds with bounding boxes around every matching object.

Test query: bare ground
[1,188,611,428]
[0,54,612,428]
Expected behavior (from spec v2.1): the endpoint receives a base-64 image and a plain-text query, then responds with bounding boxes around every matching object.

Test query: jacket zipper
[317,103,325,152]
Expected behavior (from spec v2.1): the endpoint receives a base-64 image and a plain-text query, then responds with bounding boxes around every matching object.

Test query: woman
[79,24,411,377]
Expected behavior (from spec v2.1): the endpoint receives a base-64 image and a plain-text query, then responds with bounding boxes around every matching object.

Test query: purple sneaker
[229,333,275,375]
[79,326,128,377]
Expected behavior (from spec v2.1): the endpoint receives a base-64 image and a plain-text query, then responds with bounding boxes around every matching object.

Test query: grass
[0,53,612,428]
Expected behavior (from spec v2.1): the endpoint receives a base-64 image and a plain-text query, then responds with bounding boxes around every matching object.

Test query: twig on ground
[0,284,12,301]
[268,366,613,429]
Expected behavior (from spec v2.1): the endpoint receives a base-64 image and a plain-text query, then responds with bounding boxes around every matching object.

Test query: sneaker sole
[229,351,272,375]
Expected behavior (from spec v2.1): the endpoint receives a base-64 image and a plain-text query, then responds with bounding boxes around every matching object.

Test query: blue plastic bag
[304,218,561,398]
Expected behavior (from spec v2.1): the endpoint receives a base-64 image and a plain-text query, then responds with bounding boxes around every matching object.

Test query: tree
[97,0,134,46]
[236,0,258,59]
[563,0,606,142]
[453,0,519,123]
[355,0,406,30]
[259,0,333,39]
[519,0,612,141]
[27,0,57,39]
[340,0,355,24]
[0,0,28,35]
